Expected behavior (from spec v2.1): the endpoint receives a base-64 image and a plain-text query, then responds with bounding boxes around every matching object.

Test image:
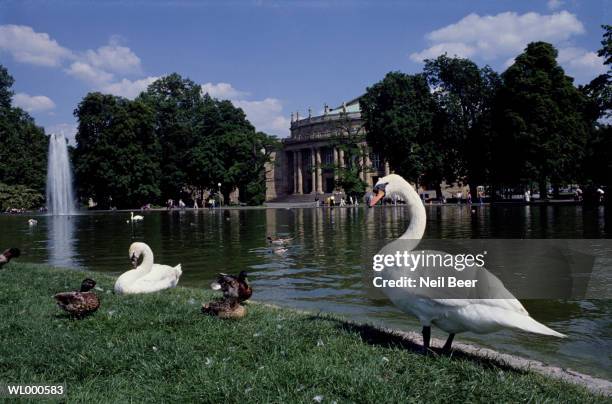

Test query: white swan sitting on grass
[369,174,565,353]
[114,242,182,294]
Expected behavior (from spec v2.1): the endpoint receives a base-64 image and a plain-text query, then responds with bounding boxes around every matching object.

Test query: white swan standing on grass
[369,174,565,353]
[114,242,182,294]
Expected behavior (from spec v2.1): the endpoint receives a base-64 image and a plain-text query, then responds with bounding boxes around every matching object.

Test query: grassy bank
[0,263,605,402]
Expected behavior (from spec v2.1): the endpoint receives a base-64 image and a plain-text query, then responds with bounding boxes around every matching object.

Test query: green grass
[0,263,606,403]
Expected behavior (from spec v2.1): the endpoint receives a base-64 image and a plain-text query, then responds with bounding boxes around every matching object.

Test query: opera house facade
[265,98,390,202]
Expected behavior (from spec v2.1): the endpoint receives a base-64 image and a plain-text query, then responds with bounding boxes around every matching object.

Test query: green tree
[327,111,368,198]
[492,42,589,199]
[581,25,611,120]
[139,73,205,198]
[185,96,277,206]
[360,72,438,185]
[73,93,161,208]
[424,55,500,199]
[581,25,612,205]
[0,65,48,194]
[0,182,44,211]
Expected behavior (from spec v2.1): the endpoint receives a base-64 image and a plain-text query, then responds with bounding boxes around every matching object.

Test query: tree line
[360,27,611,203]
[74,74,278,208]
[0,66,48,210]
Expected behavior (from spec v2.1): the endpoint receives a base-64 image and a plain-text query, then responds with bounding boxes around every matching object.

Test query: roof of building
[327,96,361,115]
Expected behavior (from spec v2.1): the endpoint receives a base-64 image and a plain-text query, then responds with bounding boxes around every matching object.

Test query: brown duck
[54,278,100,318]
[202,297,246,319]
[0,248,20,268]
[210,271,252,302]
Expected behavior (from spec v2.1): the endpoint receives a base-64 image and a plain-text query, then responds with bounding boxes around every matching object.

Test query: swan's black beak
[370,183,387,207]
[130,253,139,268]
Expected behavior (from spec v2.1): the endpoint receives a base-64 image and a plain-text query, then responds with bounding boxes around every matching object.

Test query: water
[1,205,610,379]
[46,134,75,215]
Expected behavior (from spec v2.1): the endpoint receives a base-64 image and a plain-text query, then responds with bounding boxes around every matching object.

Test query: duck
[267,235,293,246]
[210,271,252,302]
[54,278,100,318]
[369,174,565,353]
[114,242,182,294]
[0,247,20,268]
[28,219,38,226]
[202,297,246,319]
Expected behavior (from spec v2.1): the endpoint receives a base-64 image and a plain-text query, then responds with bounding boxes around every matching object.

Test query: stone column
[296,150,303,195]
[333,147,339,183]
[293,151,298,194]
[364,149,372,186]
[310,148,316,194]
[361,146,368,182]
[316,148,323,194]
[359,146,365,181]
[384,160,390,176]
[338,149,345,168]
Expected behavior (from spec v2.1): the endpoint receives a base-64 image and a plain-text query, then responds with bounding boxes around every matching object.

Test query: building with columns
[265,98,391,202]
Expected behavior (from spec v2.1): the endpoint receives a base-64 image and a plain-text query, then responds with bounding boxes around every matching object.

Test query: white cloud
[45,123,78,145]
[410,42,476,63]
[84,42,141,75]
[65,61,114,86]
[201,82,249,99]
[547,0,564,11]
[233,98,290,137]
[0,25,73,67]
[12,93,55,112]
[201,81,290,136]
[409,11,584,63]
[100,76,159,99]
[558,47,607,78]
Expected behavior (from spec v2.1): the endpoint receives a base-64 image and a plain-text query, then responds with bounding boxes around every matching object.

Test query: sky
[0,0,609,142]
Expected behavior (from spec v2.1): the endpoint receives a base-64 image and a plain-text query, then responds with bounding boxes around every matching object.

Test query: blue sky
[0,0,609,141]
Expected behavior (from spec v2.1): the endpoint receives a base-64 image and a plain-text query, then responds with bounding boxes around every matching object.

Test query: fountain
[46,133,76,215]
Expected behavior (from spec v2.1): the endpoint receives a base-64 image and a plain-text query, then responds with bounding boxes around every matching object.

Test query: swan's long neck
[136,244,154,274]
[395,179,426,241]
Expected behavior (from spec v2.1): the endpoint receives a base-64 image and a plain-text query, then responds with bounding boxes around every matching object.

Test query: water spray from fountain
[46,133,76,215]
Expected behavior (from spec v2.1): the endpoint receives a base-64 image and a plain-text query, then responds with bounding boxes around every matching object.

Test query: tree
[139,73,205,198]
[581,25,612,205]
[328,110,368,198]
[73,93,161,208]
[492,42,590,199]
[360,72,438,184]
[424,55,500,199]
[0,65,48,194]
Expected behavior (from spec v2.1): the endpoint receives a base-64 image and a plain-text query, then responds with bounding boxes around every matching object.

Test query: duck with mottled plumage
[210,271,252,302]
[0,248,20,268]
[202,297,246,319]
[202,271,252,319]
[54,278,100,319]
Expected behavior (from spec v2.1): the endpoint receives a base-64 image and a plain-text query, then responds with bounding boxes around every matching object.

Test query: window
[324,148,334,165]
[370,153,381,169]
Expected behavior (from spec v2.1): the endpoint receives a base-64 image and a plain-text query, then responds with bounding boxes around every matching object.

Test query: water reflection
[47,215,78,268]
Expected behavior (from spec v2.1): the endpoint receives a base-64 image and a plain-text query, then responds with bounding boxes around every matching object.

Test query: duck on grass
[0,263,606,402]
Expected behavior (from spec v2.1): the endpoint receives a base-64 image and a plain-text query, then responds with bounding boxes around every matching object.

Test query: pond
[1,205,610,379]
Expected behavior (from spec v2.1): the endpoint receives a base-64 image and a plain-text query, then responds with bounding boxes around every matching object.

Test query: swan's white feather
[114,243,181,294]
